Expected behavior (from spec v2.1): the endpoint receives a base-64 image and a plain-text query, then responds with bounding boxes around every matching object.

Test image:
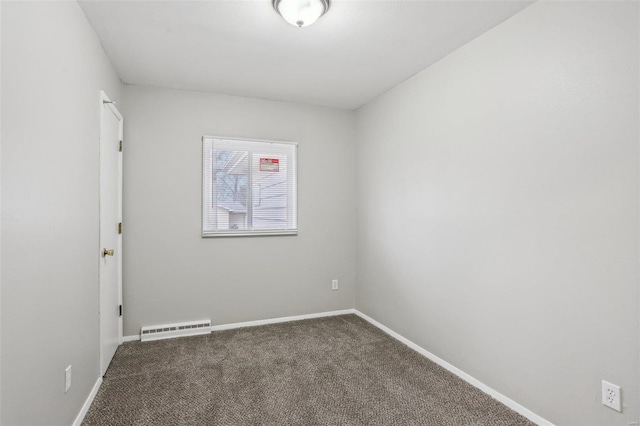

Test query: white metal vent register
[140,319,212,342]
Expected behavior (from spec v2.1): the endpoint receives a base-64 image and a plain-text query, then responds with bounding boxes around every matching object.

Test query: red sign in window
[260,158,279,172]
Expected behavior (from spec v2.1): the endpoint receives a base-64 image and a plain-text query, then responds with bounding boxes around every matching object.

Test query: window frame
[202,135,298,238]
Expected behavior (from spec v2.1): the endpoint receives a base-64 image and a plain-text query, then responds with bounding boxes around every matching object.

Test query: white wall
[121,85,356,336]
[1,2,122,425]
[356,2,639,425]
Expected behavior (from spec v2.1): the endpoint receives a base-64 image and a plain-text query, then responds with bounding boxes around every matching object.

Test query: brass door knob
[102,248,115,257]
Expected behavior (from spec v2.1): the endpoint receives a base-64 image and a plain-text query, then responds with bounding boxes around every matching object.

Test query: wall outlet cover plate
[602,380,621,412]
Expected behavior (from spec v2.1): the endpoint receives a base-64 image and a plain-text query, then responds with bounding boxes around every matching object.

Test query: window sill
[202,229,298,238]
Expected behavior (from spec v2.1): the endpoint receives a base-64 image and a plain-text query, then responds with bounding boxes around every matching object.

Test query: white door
[99,91,123,376]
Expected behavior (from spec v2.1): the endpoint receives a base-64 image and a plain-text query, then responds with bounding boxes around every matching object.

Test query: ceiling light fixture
[273,0,330,28]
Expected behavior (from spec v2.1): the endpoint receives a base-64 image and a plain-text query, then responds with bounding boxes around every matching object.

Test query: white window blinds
[202,137,298,237]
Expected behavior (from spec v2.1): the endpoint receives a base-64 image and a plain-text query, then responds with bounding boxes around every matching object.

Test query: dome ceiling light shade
[273,0,330,28]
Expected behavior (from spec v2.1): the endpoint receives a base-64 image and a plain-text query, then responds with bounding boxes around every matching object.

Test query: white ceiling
[79,0,532,110]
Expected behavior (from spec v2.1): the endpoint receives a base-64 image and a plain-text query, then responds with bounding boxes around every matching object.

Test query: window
[202,136,297,237]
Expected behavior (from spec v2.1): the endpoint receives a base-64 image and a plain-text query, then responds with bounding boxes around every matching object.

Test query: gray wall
[1,1,4,421]
[355,2,639,425]
[3,2,638,425]
[1,2,122,425]
[121,85,356,336]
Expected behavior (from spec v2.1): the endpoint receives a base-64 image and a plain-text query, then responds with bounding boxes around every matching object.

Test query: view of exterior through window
[202,137,297,236]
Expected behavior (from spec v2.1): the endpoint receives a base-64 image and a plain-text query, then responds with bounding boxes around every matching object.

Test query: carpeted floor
[82,314,535,426]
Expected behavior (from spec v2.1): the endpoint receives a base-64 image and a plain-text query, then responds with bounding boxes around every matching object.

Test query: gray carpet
[83,314,535,425]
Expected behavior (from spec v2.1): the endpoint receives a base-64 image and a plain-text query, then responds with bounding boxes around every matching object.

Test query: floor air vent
[140,319,211,342]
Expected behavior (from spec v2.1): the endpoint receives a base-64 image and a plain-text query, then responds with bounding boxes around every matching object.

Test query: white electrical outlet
[65,365,72,393]
[602,380,621,412]
[331,279,339,291]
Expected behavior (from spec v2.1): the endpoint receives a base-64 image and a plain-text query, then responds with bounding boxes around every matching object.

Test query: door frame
[99,90,123,376]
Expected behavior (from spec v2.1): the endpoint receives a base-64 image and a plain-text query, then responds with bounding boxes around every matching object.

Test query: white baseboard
[354,310,555,426]
[72,376,102,426]
[123,309,356,342]
[210,309,356,331]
